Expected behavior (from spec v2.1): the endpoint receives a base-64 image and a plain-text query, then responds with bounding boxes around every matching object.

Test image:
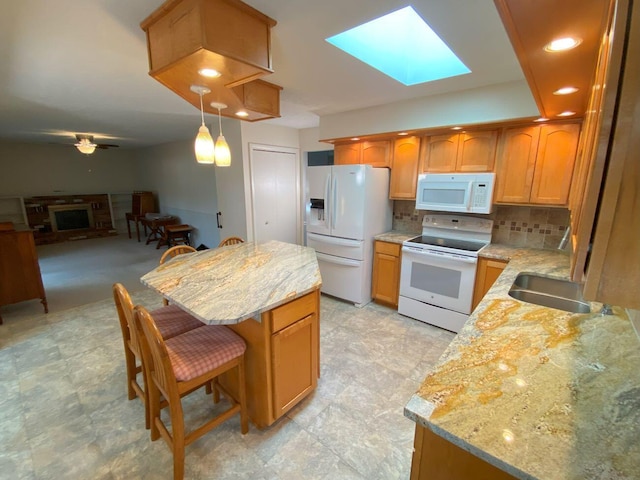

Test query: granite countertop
[374,230,417,244]
[140,240,321,325]
[404,244,640,480]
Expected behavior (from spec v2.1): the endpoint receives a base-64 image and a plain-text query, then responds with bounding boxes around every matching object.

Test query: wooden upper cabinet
[495,126,540,204]
[530,124,580,205]
[361,140,391,167]
[421,131,498,173]
[390,136,421,199]
[334,140,391,167]
[457,131,498,172]
[334,143,361,165]
[421,134,459,172]
[496,123,579,206]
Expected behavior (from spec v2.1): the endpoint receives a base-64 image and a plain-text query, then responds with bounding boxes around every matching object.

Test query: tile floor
[0,238,455,480]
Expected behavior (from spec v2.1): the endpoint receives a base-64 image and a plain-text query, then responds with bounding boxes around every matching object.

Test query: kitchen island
[404,244,640,480]
[141,240,322,428]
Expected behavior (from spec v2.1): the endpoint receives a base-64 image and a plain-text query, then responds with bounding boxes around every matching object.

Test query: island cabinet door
[271,313,318,418]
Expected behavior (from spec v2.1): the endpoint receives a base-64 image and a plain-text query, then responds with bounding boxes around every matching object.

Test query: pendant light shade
[211,102,231,167]
[190,85,215,164]
[195,125,215,164]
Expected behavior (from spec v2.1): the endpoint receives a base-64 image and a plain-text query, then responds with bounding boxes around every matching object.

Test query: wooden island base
[221,288,320,429]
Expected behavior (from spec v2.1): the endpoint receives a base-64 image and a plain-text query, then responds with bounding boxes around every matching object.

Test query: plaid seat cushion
[150,304,204,339]
[165,326,246,382]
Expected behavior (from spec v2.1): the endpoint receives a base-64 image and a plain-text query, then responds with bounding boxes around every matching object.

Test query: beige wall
[0,141,137,196]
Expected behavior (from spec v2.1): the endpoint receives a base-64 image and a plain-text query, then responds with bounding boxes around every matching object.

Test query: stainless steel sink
[508,273,591,313]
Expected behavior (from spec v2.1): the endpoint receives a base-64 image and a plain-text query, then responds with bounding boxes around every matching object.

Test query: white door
[249,144,301,244]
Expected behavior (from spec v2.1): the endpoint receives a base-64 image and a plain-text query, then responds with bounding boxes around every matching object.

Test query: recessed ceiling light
[326,6,470,86]
[398,132,409,136]
[236,110,249,117]
[553,86,579,95]
[557,111,577,117]
[544,37,581,52]
[451,126,462,130]
[350,137,360,141]
[534,117,549,122]
[198,68,221,78]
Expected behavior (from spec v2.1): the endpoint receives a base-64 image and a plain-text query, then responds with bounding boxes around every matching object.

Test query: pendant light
[190,85,214,164]
[210,102,231,167]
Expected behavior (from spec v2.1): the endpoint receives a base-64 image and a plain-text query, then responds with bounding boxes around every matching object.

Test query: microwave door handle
[466,182,474,211]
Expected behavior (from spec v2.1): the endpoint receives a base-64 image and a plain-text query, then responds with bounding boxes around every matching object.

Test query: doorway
[248,143,301,244]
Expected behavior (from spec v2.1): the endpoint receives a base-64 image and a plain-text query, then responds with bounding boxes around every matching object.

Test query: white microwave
[415,172,496,214]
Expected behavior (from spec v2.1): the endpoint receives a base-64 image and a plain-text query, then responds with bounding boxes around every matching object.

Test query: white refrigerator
[306,164,392,306]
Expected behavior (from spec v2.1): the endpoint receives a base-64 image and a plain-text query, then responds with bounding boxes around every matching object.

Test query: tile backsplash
[393,201,570,251]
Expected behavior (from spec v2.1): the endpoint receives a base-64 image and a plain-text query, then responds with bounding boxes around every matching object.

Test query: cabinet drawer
[270,291,316,333]
[375,241,401,257]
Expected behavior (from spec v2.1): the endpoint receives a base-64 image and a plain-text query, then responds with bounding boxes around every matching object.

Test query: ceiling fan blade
[96,143,119,149]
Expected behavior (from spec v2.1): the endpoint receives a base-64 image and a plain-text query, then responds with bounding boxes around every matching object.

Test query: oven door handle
[402,246,477,264]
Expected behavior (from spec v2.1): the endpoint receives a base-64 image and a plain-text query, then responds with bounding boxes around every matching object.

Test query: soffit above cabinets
[140,0,281,121]
[494,0,612,120]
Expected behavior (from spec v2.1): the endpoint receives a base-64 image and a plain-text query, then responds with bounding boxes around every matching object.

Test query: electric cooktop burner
[405,235,487,252]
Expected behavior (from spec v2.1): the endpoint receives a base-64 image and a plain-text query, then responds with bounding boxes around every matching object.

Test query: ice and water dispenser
[309,198,325,227]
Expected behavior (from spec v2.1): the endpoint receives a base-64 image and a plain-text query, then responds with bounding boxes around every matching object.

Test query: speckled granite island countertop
[140,240,321,325]
[404,244,640,480]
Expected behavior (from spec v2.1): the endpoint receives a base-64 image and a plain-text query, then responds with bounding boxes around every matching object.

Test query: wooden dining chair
[218,236,244,247]
[113,283,204,428]
[159,245,197,305]
[134,305,248,480]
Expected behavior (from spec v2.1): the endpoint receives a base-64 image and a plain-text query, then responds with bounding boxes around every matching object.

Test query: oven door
[399,246,478,314]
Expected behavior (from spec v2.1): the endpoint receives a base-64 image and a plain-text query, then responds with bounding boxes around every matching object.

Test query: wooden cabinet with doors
[410,424,517,480]
[389,136,421,199]
[223,288,320,428]
[472,257,508,310]
[334,140,392,167]
[571,0,640,310]
[495,123,580,206]
[0,228,47,323]
[421,130,498,173]
[372,240,402,308]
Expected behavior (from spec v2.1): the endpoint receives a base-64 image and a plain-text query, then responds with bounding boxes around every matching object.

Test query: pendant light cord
[217,108,223,135]
[199,93,205,126]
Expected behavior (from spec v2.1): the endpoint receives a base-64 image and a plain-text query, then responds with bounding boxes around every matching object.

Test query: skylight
[326,6,470,86]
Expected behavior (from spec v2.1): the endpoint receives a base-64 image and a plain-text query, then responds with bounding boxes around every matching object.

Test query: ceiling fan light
[214,134,231,167]
[195,125,215,164]
[74,138,97,155]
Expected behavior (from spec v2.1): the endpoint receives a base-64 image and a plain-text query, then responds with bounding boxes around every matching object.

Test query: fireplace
[49,204,95,232]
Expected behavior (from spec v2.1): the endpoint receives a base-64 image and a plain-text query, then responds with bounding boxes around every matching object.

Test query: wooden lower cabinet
[371,241,401,308]
[410,424,516,480]
[0,229,48,323]
[222,288,320,429]
[472,257,508,310]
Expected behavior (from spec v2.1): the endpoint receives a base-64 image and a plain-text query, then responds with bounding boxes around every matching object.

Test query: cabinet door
[390,136,421,199]
[530,123,580,205]
[472,257,508,310]
[421,134,459,173]
[371,241,401,308]
[362,140,391,167]
[334,143,362,165]
[456,131,498,172]
[495,126,540,204]
[271,313,318,418]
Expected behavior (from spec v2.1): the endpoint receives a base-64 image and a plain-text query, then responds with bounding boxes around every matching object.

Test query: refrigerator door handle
[316,252,361,267]
[332,175,338,229]
[307,232,362,247]
[324,173,332,229]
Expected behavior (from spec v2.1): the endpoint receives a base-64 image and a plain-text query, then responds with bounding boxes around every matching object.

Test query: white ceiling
[0,0,526,149]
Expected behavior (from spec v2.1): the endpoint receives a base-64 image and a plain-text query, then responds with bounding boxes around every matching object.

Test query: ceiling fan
[72,134,119,155]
